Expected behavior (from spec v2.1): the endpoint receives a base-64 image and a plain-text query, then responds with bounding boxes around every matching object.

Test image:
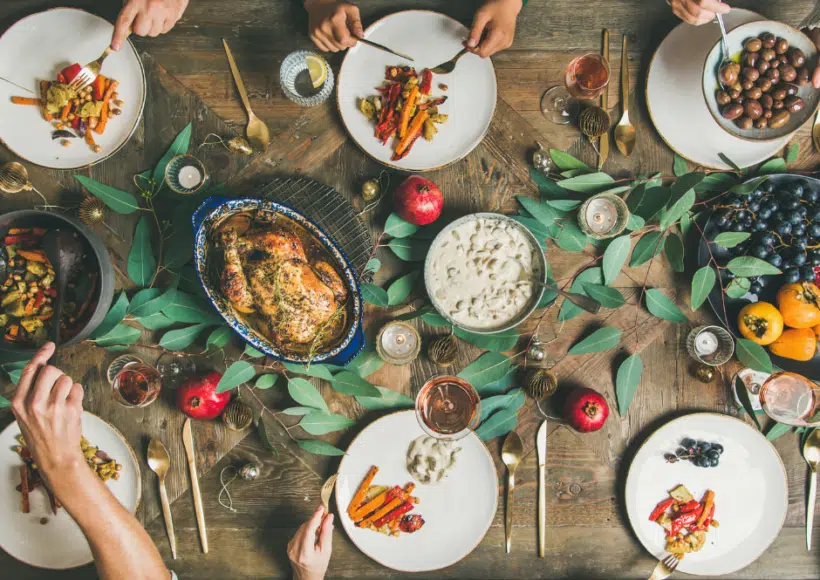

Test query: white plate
[335,410,498,572]
[0,8,146,169]
[337,10,496,172]
[624,413,788,576]
[647,9,790,169]
[0,411,141,569]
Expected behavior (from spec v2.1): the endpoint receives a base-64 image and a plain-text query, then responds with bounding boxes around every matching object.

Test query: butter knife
[599,29,610,170]
[813,107,820,154]
[536,420,548,558]
[182,418,209,553]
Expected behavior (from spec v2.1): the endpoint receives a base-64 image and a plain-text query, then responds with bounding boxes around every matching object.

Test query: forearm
[53,466,169,580]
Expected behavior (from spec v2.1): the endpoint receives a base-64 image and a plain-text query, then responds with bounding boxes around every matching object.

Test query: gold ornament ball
[578,106,611,139]
[227,136,253,156]
[428,334,457,366]
[79,196,106,226]
[524,368,558,400]
[693,363,716,383]
[361,179,381,202]
[0,161,32,194]
[526,339,547,364]
[238,462,261,481]
[222,400,254,431]
[532,143,551,173]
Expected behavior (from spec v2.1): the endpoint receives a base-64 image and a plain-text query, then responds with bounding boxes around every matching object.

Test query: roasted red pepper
[419,69,433,95]
[648,498,675,522]
[59,63,82,83]
[71,116,81,130]
[417,96,447,110]
[33,290,44,310]
[399,513,425,533]
[668,508,702,536]
[373,501,413,528]
[678,499,701,514]
[57,73,67,84]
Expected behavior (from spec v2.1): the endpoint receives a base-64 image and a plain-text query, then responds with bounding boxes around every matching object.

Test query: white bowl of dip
[424,213,546,334]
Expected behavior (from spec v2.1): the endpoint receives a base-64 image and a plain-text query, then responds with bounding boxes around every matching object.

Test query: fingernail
[467,38,477,48]
[112,42,120,51]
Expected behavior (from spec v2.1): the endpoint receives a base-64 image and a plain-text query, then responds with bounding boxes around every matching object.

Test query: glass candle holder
[165,154,208,195]
[577,192,629,239]
[112,362,162,408]
[685,325,734,366]
[280,50,335,107]
[415,375,481,441]
[376,321,421,366]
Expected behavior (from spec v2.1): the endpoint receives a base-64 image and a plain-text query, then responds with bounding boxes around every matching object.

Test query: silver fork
[648,554,680,580]
[431,48,468,75]
[68,29,131,92]
[320,473,338,513]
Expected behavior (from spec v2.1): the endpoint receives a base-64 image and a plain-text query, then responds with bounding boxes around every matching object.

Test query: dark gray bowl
[0,210,114,355]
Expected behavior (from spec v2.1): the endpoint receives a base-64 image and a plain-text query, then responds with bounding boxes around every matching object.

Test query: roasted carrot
[695,490,715,529]
[95,79,119,135]
[59,102,72,121]
[397,85,419,138]
[16,249,48,262]
[394,110,428,157]
[11,96,41,106]
[351,486,399,522]
[20,465,30,514]
[85,129,96,147]
[359,497,403,528]
[348,466,379,517]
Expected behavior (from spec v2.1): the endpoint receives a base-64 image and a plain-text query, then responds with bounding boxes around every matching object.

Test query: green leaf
[718,152,743,172]
[282,363,335,382]
[479,388,526,422]
[386,271,419,306]
[129,286,178,318]
[153,122,192,185]
[206,326,233,349]
[73,176,141,214]
[346,343,385,377]
[511,216,548,249]
[299,410,355,435]
[725,277,751,299]
[786,142,800,164]
[94,324,142,347]
[282,406,313,416]
[255,374,278,389]
[360,283,389,307]
[476,408,518,440]
[630,231,665,267]
[645,289,688,323]
[690,267,717,310]
[626,213,645,231]
[217,360,257,393]
[481,365,517,396]
[735,339,773,373]
[457,352,512,390]
[387,238,429,261]
[558,267,602,322]
[727,256,782,277]
[582,283,625,308]
[735,375,762,431]
[549,149,590,172]
[758,158,787,174]
[673,154,688,177]
[90,292,129,339]
[695,173,739,195]
[713,232,751,248]
[393,304,434,322]
[162,233,194,270]
[530,168,569,199]
[136,312,176,331]
[517,196,561,228]
[567,326,622,355]
[127,288,160,314]
[679,212,692,238]
[729,176,769,196]
[331,371,381,397]
[258,419,276,451]
[159,323,210,350]
[546,199,582,212]
[602,235,631,286]
[766,422,793,441]
[244,344,265,358]
[127,216,156,287]
[0,395,9,408]
[297,439,346,456]
[627,185,671,222]
[555,220,588,252]
[660,190,696,230]
[287,377,329,412]
[356,386,414,410]
[558,172,615,193]
[162,292,222,324]
[664,233,685,272]
[364,258,381,275]
[454,328,519,353]
[616,354,643,415]
[669,172,706,200]
[421,312,450,327]
[384,213,419,238]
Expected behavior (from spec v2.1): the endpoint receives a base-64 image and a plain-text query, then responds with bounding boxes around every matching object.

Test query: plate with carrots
[337,10,496,172]
[335,410,498,572]
[0,8,146,169]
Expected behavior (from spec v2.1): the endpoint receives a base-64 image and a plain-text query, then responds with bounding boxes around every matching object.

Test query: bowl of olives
[702,21,819,142]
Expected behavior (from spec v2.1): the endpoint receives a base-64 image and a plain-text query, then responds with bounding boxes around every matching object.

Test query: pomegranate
[394,175,443,226]
[564,387,609,433]
[177,372,231,420]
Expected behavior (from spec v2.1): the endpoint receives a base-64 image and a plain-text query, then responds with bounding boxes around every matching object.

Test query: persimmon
[769,328,817,361]
[775,282,820,329]
[737,302,784,345]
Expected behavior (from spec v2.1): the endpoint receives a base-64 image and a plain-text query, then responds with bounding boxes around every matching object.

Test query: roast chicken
[219,224,347,346]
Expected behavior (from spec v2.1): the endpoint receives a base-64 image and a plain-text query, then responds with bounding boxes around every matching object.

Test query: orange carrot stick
[85,128,96,147]
[395,110,428,156]
[11,97,41,106]
[347,466,379,517]
[59,102,71,120]
[397,85,418,138]
[359,497,402,528]
[351,486,399,522]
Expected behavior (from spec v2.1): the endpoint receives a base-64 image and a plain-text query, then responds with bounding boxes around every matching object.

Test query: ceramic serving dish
[423,212,546,334]
[0,210,114,355]
[192,196,364,365]
[702,20,820,142]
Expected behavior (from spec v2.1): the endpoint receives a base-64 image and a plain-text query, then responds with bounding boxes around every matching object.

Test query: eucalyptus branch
[240,385,299,443]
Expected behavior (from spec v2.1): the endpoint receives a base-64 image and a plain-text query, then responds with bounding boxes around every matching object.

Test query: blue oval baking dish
[192,195,364,366]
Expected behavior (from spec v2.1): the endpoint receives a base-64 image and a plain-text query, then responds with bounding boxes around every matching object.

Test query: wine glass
[414,375,481,441]
[759,372,820,427]
[112,362,162,408]
[541,53,611,125]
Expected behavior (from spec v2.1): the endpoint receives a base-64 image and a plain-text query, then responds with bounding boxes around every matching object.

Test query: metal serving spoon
[222,39,270,153]
[501,431,524,554]
[714,5,734,90]
[42,229,84,349]
[148,438,177,559]
[802,429,820,550]
[533,279,601,314]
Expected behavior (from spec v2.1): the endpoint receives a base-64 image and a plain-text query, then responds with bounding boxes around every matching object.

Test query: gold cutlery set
[599,29,636,169]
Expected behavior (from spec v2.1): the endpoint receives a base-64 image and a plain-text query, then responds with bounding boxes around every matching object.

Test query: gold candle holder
[577,192,629,239]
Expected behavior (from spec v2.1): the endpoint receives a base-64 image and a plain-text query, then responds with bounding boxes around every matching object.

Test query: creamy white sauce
[428,217,540,329]
[406,435,461,484]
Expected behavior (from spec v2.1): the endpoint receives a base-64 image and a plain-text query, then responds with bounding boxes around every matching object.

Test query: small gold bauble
[227,136,253,156]
[361,179,381,202]
[524,368,558,400]
[428,334,457,366]
[578,106,611,139]
[532,142,551,173]
[693,363,716,383]
[222,400,254,431]
[237,462,261,481]
[526,339,547,364]
[79,196,106,226]
[0,162,32,194]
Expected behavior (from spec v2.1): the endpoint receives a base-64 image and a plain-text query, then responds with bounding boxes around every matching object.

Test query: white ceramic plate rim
[0,7,146,170]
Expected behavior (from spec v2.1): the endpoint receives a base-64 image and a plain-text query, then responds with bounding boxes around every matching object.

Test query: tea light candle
[178,165,203,189]
[694,330,719,357]
[376,321,421,365]
[584,197,617,235]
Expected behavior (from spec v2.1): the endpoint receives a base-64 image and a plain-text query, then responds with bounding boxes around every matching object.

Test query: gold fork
[320,473,338,513]
[68,28,131,92]
[648,554,680,580]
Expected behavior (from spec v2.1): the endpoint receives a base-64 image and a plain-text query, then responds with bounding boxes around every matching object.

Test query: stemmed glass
[758,372,820,427]
[414,375,481,441]
[541,53,611,125]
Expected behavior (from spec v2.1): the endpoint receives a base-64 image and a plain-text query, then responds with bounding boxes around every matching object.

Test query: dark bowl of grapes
[698,173,820,379]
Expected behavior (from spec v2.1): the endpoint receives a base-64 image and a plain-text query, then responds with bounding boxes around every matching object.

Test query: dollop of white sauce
[429,217,539,329]
[406,435,461,484]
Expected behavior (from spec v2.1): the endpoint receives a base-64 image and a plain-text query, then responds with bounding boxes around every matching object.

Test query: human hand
[466,0,522,58]
[669,0,730,26]
[803,28,820,89]
[287,505,334,580]
[305,0,362,53]
[10,342,85,493]
[111,0,189,51]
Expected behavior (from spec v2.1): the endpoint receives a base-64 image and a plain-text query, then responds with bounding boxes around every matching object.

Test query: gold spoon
[501,431,524,554]
[321,473,338,513]
[222,39,270,153]
[147,438,177,559]
[803,429,820,550]
[613,34,636,157]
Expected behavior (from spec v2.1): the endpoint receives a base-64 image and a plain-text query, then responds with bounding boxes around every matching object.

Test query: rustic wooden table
[2,0,820,578]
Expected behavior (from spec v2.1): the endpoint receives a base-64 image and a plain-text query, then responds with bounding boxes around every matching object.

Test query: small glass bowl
[165,154,208,195]
[279,50,335,107]
[112,362,162,408]
[686,325,735,366]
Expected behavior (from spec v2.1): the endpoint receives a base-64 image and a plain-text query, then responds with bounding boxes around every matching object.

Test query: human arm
[287,505,334,580]
[11,342,170,580]
[304,0,362,53]
[669,0,730,26]
[111,0,190,51]
[466,0,524,58]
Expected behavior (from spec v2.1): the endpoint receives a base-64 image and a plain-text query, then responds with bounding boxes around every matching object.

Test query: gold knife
[536,420,548,558]
[356,37,414,62]
[182,418,208,553]
[599,29,610,170]
[813,107,820,154]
